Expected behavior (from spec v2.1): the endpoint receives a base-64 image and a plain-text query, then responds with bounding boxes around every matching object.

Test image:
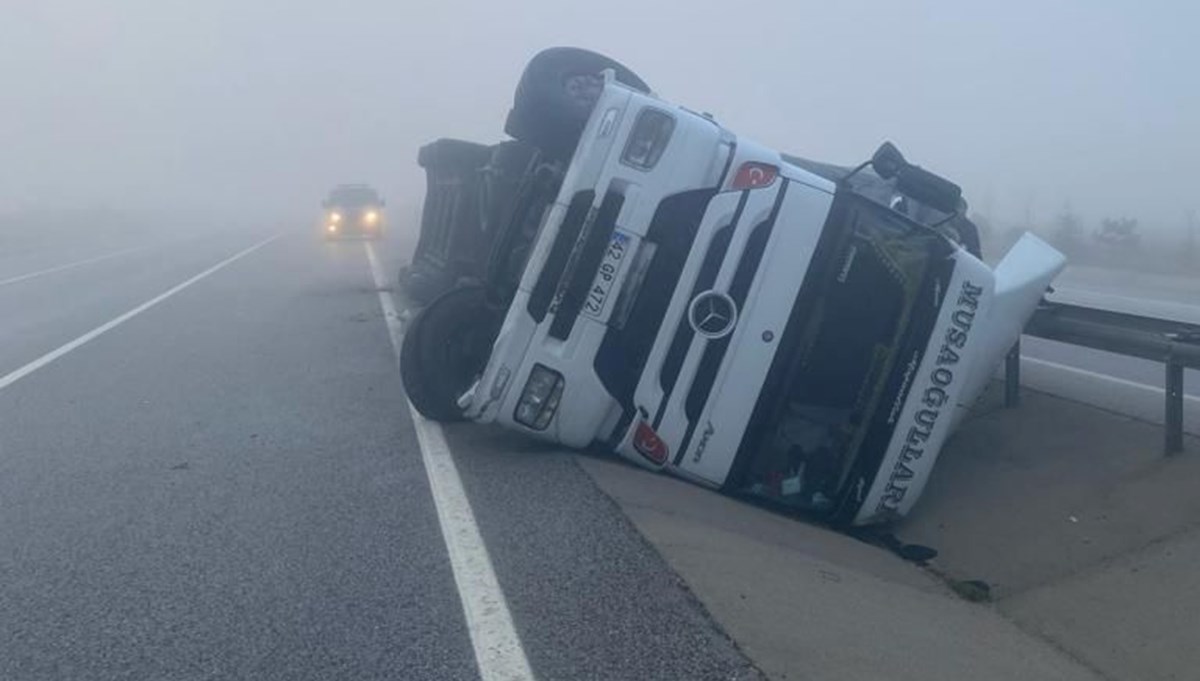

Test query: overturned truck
[400,47,1064,526]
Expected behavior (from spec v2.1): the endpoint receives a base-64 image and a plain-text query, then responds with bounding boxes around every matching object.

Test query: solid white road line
[0,246,145,287]
[1050,286,1200,323]
[365,242,534,681]
[0,234,281,392]
[1021,355,1200,403]
[1053,286,1200,310]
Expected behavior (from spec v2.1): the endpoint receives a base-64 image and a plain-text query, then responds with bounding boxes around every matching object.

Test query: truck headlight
[330,212,342,223]
[514,364,564,430]
[621,108,675,171]
[364,210,379,225]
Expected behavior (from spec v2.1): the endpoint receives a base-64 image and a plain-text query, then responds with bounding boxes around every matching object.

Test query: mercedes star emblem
[688,290,738,339]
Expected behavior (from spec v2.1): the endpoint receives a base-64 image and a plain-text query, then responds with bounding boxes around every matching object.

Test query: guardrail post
[1004,340,1021,408]
[1166,361,1184,455]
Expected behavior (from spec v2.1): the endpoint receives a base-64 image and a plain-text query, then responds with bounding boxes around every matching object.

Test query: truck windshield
[328,186,380,206]
[734,193,952,516]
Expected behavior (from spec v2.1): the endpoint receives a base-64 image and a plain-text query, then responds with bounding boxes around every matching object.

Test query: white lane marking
[1055,287,1200,309]
[0,246,144,287]
[0,234,281,392]
[365,242,534,681]
[1050,286,1200,323]
[1021,356,1200,403]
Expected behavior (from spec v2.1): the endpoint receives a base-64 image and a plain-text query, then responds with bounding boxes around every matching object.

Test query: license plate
[582,230,630,319]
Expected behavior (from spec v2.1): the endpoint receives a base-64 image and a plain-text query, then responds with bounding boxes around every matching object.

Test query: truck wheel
[505,47,649,159]
[405,265,458,307]
[400,285,500,422]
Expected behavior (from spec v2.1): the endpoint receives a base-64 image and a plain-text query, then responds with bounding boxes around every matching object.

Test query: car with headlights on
[322,184,385,239]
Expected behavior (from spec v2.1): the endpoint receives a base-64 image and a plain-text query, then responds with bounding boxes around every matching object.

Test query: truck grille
[651,188,756,428]
[593,189,718,411]
[547,191,625,340]
[527,191,595,323]
[674,182,789,463]
[655,222,735,425]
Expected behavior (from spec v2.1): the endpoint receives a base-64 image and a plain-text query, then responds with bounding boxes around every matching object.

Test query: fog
[3,0,1197,234]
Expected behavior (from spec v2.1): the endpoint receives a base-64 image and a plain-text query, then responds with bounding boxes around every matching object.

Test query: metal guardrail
[1004,300,1200,454]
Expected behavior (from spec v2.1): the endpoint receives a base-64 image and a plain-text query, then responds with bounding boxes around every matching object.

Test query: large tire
[505,47,649,159]
[400,286,501,422]
[404,264,457,306]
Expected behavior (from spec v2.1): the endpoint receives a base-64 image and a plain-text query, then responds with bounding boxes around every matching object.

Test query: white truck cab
[460,74,1064,525]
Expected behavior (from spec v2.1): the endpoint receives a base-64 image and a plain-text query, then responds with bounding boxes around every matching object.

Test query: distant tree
[1094,216,1141,250]
[1051,204,1084,254]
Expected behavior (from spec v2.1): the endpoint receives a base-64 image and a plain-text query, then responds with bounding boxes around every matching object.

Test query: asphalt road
[0,226,759,681]
[4,223,1196,680]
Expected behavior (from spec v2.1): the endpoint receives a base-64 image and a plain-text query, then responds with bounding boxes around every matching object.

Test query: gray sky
[3,0,1197,230]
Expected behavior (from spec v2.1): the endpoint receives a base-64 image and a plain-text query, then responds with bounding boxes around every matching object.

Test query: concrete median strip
[365,242,535,681]
[0,234,280,392]
[577,454,1104,681]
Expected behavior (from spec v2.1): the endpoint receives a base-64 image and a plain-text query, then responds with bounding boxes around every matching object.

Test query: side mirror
[321,199,329,208]
[873,141,962,215]
[379,198,386,207]
[871,141,906,180]
[896,164,962,215]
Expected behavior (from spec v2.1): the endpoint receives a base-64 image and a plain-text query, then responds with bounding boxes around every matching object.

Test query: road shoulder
[577,453,1101,681]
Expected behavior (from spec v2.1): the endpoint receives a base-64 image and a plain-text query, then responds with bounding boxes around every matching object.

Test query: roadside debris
[947,579,993,603]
